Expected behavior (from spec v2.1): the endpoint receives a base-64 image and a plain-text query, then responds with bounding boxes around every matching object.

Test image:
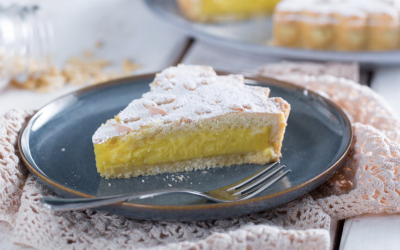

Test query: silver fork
[40,162,290,211]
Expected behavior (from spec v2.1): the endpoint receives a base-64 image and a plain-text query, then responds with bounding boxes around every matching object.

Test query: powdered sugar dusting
[92,65,286,144]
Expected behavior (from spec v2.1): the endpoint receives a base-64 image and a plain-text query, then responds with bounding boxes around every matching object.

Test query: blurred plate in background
[144,0,400,66]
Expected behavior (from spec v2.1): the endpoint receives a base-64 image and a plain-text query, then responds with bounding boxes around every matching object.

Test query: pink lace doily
[1,62,400,250]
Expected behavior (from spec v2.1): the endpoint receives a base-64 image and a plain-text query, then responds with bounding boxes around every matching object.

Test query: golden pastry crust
[300,11,335,50]
[367,13,399,51]
[273,10,302,48]
[334,14,367,51]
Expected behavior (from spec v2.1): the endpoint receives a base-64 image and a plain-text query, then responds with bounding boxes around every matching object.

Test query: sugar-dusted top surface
[276,0,400,18]
[93,65,287,144]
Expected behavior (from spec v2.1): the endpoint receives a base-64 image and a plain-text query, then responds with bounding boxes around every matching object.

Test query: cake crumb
[95,41,103,49]
[177,176,183,181]
[122,59,141,74]
[142,180,144,183]
[202,171,207,174]
[61,148,65,151]
[83,50,94,58]
[108,183,111,187]
[168,184,172,187]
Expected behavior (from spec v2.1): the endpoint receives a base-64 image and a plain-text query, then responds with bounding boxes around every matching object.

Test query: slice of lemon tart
[93,65,290,179]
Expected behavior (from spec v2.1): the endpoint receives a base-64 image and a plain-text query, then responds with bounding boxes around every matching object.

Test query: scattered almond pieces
[11,66,66,92]
[122,59,141,74]
[83,50,94,58]
[9,49,141,92]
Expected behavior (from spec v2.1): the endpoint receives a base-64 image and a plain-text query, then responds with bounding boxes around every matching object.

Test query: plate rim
[18,72,353,211]
[144,0,400,65]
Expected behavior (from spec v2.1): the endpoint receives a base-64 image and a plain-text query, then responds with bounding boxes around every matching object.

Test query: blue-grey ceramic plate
[19,73,352,221]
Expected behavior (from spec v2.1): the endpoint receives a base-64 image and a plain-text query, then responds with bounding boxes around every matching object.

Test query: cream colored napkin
[1,63,400,250]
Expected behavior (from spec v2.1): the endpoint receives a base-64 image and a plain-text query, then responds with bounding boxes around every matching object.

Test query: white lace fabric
[2,63,400,249]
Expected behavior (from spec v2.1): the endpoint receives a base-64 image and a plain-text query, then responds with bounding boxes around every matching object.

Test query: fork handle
[40,188,205,211]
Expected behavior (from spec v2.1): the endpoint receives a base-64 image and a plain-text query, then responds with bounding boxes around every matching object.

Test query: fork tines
[227,161,291,199]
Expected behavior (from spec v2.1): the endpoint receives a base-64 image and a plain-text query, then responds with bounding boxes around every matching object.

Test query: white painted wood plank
[182,40,280,71]
[370,66,400,118]
[340,214,400,250]
[0,0,188,116]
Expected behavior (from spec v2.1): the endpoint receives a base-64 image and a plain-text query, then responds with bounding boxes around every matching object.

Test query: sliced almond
[195,106,212,115]
[93,139,103,144]
[163,85,173,91]
[243,104,253,109]
[229,104,244,112]
[251,86,270,98]
[148,106,168,116]
[143,93,176,105]
[201,77,216,85]
[172,99,187,110]
[157,98,175,105]
[113,124,134,133]
[170,78,177,85]
[123,117,141,123]
[173,106,182,110]
[195,110,211,115]
[183,80,196,91]
[142,100,157,108]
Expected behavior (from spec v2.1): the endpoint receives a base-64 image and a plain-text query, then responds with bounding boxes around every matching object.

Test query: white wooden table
[2,0,400,249]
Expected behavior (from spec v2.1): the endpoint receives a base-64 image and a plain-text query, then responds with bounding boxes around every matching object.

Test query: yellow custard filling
[94,126,272,175]
[201,0,280,15]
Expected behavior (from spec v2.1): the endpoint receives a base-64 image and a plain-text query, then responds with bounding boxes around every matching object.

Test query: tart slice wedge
[92,65,290,179]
